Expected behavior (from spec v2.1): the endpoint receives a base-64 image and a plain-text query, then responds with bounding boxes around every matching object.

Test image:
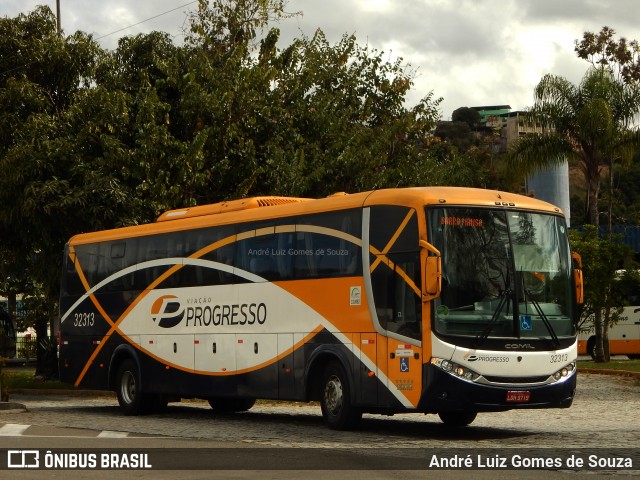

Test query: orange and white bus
[578,275,640,359]
[58,187,583,429]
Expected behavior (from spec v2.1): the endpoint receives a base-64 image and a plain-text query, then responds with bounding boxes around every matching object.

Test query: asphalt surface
[0,371,638,478]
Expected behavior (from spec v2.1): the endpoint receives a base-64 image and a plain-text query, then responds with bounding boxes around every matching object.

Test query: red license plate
[506,390,531,403]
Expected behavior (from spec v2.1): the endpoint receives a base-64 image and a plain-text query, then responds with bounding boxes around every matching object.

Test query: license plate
[506,390,531,403]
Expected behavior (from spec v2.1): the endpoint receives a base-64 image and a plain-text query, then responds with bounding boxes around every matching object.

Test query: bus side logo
[151,295,185,328]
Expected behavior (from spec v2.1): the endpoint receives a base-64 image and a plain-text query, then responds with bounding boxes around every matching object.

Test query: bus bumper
[420,364,577,413]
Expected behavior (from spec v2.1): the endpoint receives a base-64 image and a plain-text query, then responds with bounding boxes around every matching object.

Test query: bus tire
[116,359,149,415]
[320,361,362,430]
[438,411,477,427]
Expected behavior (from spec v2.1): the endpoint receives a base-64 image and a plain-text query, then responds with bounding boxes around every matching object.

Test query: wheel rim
[121,370,136,404]
[323,375,343,415]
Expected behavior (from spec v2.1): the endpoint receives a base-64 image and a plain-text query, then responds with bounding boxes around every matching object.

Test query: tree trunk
[593,309,606,362]
[607,160,613,234]
[35,293,59,379]
[7,293,17,321]
[584,157,601,227]
[34,315,49,376]
[603,306,611,362]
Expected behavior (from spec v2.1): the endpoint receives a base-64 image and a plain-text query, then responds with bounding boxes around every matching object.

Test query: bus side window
[369,206,422,341]
[293,210,362,279]
[104,241,136,292]
[138,232,185,289]
[235,224,293,281]
[293,231,316,278]
[275,230,294,279]
[79,244,105,289]
[181,226,237,286]
[62,249,85,297]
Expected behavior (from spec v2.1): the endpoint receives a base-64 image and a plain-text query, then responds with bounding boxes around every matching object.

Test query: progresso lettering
[185,303,267,327]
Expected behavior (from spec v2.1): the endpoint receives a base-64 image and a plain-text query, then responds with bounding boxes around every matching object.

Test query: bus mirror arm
[571,251,582,269]
[420,240,440,256]
[420,240,442,301]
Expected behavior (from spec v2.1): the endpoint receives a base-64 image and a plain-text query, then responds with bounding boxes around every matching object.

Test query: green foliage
[433,121,474,152]
[0,1,491,374]
[451,107,480,127]
[569,225,639,361]
[2,367,69,390]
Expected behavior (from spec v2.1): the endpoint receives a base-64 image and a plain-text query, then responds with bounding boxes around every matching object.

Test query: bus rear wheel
[116,359,148,415]
[320,361,362,430]
[438,411,477,427]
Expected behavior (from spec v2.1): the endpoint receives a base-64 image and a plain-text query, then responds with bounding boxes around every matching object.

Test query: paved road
[0,372,638,478]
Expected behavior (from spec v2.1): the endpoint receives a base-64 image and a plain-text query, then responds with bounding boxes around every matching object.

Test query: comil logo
[151,295,185,328]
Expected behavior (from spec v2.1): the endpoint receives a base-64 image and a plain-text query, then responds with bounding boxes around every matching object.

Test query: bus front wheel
[320,361,362,430]
[438,411,477,427]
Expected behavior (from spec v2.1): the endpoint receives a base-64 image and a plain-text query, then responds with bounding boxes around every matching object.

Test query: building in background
[503,111,571,227]
[438,105,638,254]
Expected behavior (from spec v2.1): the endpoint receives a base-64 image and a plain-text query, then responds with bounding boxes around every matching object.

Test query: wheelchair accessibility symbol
[400,357,410,372]
[520,315,532,331]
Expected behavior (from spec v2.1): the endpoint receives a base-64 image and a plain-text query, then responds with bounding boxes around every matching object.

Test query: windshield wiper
[472,289,512,348]
[524,288,561,348]
[518,268,561,348]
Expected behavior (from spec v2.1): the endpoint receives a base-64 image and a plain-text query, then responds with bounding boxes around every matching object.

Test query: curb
[0,401,27,411]
[7,388,115,397]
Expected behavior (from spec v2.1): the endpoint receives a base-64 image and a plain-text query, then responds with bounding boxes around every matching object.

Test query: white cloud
[2,0,640,118]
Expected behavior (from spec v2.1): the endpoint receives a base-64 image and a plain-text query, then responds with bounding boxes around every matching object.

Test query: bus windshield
[427,207,575,345]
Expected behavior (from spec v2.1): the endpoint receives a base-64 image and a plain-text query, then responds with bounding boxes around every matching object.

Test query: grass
[1,367,71,391]
[577,359,640,373]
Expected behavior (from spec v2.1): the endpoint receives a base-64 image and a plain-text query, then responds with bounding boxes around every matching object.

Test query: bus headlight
[431,357,480,382]
[552,362,576,381]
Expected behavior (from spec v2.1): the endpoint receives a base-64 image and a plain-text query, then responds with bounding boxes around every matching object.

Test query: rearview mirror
[571,251,584,305]
[420,240,441,301]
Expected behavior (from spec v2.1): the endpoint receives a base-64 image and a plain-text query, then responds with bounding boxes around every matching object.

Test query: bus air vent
[157,196,313,222]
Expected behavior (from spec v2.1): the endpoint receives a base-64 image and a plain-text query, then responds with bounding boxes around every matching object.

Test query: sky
[2,0,640,119]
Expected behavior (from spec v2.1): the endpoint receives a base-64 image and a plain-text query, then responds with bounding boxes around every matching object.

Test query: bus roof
[67,187,563,246]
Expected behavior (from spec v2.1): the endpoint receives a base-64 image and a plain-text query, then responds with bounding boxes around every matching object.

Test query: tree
[167,0,448,200]
[575,26,640,84]
[575,27,640,232]
[0,1,455,376]
[569,226,639,362]
[451,106,480,128]
[507,68,640,227]
[605,150,640,225]
[433,121,475,152]
[0,7,124,376]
